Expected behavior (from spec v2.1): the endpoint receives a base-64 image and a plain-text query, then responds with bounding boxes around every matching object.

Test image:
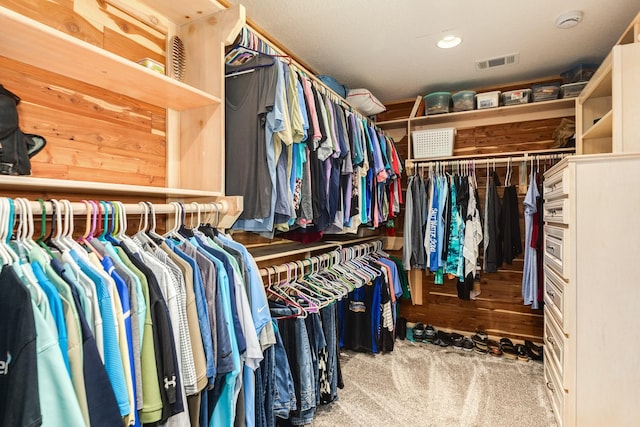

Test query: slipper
[515,344,529,362]
[473,345,488,355]
[500,338,518,360]
[525,340,544,361]
[472,331,488,350]
[487,339,503,357]
[412,323,425,342]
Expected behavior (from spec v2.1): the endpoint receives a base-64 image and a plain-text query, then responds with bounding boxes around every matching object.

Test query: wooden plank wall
[388,103,574,341]
[1,0,167,187]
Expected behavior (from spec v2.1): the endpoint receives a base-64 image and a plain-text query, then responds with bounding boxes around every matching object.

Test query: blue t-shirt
[31,261,70,375]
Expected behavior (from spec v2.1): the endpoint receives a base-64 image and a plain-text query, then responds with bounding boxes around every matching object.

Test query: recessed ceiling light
[437,35,462,49]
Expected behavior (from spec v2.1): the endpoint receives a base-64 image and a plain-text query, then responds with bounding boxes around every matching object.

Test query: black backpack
[0,84,46,175]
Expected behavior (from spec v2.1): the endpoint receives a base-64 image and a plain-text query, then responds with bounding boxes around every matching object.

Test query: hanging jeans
[268,308,298,421]
[305,313,327,406]
[276,314,316,426]
[255,325,276,427]
[320,304,338,404]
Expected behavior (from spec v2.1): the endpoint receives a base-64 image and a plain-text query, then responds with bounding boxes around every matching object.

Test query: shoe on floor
[500,338,518,360]
[412,322,425,342]
[462,337,474,351]
[451,333,464,349]
[487,339,502,357]
[434,331,452,347]
[424,325,437,343]
[515,344,529,362]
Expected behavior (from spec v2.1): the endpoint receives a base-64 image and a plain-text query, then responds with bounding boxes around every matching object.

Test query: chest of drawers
[542,153,640,427]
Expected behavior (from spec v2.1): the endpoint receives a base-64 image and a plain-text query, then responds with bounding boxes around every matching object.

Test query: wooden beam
[409,269,423,305]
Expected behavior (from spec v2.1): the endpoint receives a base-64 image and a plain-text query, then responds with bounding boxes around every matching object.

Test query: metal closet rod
[408,153,570,169]
[10,200,228,216]
[259,239,384,278]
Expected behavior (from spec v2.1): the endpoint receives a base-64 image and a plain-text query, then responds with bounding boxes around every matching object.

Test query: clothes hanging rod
[11,200,228,216]
[407,152,571,170]
[259,239,384,278]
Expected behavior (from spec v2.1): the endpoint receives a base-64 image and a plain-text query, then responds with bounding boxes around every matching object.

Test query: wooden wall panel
[0,0,104,46]
[0,0,168,187]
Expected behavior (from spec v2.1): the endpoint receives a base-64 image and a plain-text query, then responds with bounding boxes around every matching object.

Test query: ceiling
[225,0,639,103]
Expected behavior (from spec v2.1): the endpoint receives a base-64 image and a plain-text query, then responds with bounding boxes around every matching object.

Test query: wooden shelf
[249,241,343,262]
[580,55,612,100]
[0,175,226,197]
[410,98,575,129]
[582,110,613,140]
[140,0,225,25]
[376,118,410,126]
[0,6,220,111]
[249,236,385,263]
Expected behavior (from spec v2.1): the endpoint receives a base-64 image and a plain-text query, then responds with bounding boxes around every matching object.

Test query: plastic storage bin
[560,82,587,98]
[452,91,476,112]
[476,91,501,109]
[424,92,452,115]
[560,63,599,84]
[412,128,455,159]
[502,89,531,106]
[531,83,560,102]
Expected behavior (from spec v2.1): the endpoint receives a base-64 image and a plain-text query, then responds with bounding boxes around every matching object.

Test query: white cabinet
[543,153,640,427]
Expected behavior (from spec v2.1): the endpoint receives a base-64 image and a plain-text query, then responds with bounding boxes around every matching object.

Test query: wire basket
[411,128,455,159]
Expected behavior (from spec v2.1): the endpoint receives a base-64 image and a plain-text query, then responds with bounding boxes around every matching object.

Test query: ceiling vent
[475,53,520,71]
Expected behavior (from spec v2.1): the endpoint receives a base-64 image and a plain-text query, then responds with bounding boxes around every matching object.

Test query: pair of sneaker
[412,323,437,343]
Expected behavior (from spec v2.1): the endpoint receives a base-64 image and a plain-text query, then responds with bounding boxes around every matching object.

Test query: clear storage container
[560,82,587,98]
[531,83,560,102]
[560,63,598,84]
[502,89,531,106]
[476,91,501,109]
[423,92,452,115]
[452,90,476,112]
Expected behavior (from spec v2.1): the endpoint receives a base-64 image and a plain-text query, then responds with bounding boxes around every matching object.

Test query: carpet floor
[311,339,556,427]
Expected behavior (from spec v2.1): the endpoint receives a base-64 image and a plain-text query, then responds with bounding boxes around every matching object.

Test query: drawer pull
[546,290,555,298]
[548,247,555,252]
[547,335,555,346]
[547,381,555,393]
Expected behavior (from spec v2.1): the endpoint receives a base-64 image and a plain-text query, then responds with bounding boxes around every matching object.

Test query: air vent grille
[475,53,520,71]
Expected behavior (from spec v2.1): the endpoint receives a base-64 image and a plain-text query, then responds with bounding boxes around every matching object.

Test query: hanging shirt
[522,172,540,309]
[50,259,123,427]
[0,265,41,427]
[113,246,164,424]
[226,54,278,220]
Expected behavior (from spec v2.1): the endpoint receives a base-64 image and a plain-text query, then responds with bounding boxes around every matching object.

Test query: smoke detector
[556,10,583,29]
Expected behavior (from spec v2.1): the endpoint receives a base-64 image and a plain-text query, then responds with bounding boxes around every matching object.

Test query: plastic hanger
[76,200,102,259]
[145,202,165,244]
[177,202,195,239]
[163,202,186,242]
[264,267,305,319]
[98,201,110,242]
[0,199,14,265]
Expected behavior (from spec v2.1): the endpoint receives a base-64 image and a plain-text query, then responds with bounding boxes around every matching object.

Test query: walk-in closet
[1,1,639,426]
